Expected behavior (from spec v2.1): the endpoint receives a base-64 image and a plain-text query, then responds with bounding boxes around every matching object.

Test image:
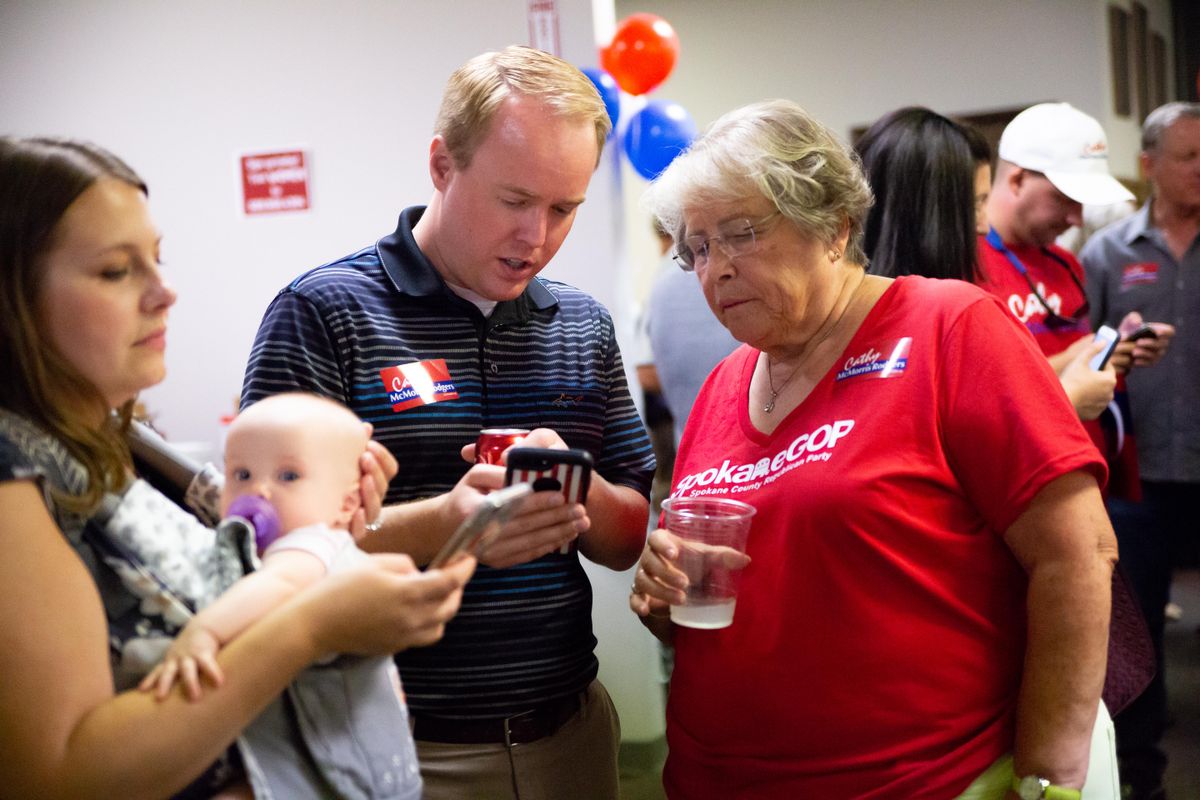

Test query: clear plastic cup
[662,497,755,629]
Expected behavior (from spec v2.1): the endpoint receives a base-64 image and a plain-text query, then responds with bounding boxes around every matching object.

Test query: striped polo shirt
[242,206,655,718]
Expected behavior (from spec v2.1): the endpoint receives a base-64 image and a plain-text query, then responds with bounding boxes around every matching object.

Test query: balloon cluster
[582,13,696,181]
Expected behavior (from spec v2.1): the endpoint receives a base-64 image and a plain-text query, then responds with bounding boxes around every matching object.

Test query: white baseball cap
[999,102,1135,205]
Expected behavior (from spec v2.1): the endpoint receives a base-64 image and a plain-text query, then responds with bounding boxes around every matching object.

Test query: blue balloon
[581,67,621,135]
[623,99,698,180]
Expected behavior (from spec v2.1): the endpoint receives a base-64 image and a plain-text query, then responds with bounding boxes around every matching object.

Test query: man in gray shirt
[645,258,740,447]
[1081,101,1197,800]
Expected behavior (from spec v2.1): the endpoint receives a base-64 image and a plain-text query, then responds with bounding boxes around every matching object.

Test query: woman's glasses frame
[672,212,781,272]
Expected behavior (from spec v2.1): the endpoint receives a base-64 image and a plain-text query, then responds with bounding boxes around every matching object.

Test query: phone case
[1090,325,1120,371]
[504,447,593,505]
[428,482,532,568]
[1125,323,1158,341]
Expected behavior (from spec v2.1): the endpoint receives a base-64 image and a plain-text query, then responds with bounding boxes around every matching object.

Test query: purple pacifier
[225,494,282,556]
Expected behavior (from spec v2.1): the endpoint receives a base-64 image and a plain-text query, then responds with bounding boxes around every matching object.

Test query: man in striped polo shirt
[242,46,655,799]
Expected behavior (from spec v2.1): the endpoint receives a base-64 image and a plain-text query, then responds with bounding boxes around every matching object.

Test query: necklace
[760,270,868,414]
[763,360,800,413]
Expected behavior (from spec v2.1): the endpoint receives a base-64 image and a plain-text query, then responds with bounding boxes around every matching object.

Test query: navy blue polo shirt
[242,206,655,717]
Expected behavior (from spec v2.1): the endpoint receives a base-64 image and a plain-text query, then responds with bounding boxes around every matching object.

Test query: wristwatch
[1012,774,1082,800]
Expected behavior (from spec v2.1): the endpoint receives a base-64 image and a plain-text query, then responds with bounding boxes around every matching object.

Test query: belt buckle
[503,707,538,746]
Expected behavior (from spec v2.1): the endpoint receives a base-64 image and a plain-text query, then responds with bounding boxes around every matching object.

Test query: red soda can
[475,428,529,465]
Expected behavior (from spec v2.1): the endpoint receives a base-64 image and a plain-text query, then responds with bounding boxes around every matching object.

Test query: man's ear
[430,136,455,191]
[1007,166,1028,195]
[1138,151,1154,183]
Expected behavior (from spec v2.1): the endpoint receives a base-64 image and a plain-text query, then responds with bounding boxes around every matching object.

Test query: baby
[140,392,423,799]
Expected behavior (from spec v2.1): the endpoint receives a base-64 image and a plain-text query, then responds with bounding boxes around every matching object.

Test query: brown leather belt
[412,691,583,745]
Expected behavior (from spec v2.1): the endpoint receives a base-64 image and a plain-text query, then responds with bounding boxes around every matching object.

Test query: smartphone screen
[1090,325,1120,371]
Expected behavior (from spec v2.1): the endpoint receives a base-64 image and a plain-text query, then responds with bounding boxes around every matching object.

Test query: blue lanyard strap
[985,226,1090,330]
[985,226,1031,276]
[985,226,1087,300]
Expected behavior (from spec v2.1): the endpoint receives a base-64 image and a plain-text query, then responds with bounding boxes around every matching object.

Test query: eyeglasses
[672,212,781,272]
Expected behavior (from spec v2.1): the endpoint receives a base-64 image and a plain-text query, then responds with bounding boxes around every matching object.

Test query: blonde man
[243,47,655,799]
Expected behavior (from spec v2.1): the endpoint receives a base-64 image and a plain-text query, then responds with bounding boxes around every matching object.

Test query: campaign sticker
[379,359,459,412]
[1120,262,1159,291]
[835,338,911,382]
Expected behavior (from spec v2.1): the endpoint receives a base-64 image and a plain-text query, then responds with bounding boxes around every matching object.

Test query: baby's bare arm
[140,550,328,701]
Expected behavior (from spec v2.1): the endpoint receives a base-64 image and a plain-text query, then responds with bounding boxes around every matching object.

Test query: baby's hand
[138,625,224,702]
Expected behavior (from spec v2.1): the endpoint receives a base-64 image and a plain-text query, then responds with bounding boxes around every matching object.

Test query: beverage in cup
[662,496,755,629]
[475,428,530,465]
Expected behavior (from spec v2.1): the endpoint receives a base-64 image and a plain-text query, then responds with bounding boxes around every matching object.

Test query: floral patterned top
[0,409,244,797]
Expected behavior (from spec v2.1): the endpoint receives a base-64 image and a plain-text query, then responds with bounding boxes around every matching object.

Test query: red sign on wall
[240,149,310,215]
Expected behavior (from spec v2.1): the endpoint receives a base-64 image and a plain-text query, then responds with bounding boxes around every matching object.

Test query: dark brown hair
[0,137,147,511]
[855,107,980,282]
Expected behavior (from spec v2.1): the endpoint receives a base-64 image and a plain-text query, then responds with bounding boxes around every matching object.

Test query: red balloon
[601,13,680,96]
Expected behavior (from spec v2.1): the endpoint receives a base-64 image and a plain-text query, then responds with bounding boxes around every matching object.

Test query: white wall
[4,0,1173,444]
[0,0,632,452]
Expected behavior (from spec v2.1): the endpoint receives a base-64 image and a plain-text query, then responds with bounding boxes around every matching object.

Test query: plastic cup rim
[662,496,756,521]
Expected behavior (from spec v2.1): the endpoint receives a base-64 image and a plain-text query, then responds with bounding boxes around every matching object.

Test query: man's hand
[479,491,588,568]
[1059,339,1116,421]
[349,426,399,540]
[439,459,588,569]
[1118,311,1174,368]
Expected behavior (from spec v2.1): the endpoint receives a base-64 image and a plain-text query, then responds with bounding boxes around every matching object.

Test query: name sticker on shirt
[379,359,459,412]
[835,338,912,382]
[1120,262,1159,291]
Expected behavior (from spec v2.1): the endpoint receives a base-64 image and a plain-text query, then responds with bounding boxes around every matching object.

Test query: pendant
[763,392,778,413]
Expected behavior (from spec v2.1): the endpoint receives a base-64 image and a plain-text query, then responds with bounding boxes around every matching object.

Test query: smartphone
[505,447,593,555]
[427,482,532,569]
[504,447,593,505]
[1124,323,1159,342]
[1089,325,1121,371]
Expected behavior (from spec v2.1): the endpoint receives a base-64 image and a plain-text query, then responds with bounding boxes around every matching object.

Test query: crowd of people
[1,36,1196,800]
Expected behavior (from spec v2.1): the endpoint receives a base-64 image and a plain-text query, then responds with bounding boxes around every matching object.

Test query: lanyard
[984,226,1089,325]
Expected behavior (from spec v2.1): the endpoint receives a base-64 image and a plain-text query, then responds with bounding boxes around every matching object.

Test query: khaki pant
[417,680,621,800]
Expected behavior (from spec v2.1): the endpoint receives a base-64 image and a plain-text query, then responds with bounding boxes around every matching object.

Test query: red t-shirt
[975,236,1091,358]
[977,235,1106,455]
[664,276,1105,799]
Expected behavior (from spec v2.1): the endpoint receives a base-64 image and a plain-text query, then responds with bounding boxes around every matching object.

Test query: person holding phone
[0,137,473,799]
[977,103,1145,423]
[1080,102,1195,800]
[241,47,655,800]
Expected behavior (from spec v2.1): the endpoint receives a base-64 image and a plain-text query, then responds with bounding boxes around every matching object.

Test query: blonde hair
[644,99,874,264]
[234,393,366,478]
[435,45,610,168]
